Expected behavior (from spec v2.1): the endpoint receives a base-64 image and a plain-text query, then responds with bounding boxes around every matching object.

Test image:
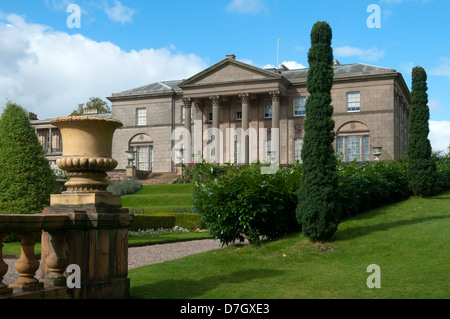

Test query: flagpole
[277,37,281,68]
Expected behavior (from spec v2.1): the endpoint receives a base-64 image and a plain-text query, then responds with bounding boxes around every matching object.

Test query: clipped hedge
[338,160,410,219]
[435,155,450,194]
[172,213,205,231]
[129,213,204,231]
[130,214,176,231]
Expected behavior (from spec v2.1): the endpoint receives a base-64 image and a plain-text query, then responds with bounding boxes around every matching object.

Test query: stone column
[183,98,192,134]
[239,93,250,165]
[210,96,221,164]
[49,128,53,153]
[270,91,281,162]
[183,98,193,164]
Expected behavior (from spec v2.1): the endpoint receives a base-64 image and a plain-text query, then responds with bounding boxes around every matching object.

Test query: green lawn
[128,190,450,299]
[122,184,193,214]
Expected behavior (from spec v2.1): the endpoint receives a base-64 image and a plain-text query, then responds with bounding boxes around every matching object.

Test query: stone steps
[139,172,179,185]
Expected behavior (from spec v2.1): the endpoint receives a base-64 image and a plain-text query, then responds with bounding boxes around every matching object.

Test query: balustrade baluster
[10,232,44,291]
[0,234,13,295]
[42,230,67,287]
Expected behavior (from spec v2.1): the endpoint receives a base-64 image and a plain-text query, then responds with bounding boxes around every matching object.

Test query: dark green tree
[70,97,111,116]
[0,102,59,214]
[295,22,341,241]
[407,66,436,197]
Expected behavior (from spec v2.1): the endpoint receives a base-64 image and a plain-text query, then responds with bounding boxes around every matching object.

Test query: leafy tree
[70,97,111,116]
[0,102,59,214]
[295,22,341,242]
[407,66,437,197]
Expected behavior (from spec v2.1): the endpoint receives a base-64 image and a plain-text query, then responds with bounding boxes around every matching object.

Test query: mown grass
[122,184,193,214]
[128,190,450,299]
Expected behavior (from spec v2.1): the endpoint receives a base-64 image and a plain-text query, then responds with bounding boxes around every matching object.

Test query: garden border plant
[191,156,449,246]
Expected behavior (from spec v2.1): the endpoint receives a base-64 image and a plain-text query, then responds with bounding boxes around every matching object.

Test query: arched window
[129,134,153,171]
[337,122,370,162]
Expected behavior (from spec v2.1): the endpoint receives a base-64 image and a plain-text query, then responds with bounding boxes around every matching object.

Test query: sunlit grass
[122,184,193,214]
[129,191,450,299]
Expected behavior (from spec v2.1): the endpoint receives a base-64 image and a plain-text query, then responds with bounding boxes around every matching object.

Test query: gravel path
[2,239,227,286]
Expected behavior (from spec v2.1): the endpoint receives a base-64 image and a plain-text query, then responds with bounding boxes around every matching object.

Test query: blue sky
[0,0,449,151]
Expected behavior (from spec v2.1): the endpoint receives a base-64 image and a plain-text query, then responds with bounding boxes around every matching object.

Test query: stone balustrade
[0,208,133,299]
[1,116,133,299]
[0,213,71,298]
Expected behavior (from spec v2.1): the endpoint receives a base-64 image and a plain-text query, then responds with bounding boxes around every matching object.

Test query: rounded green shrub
[0,102,59,214]
[107,179,142,196]
[193,163,302,246]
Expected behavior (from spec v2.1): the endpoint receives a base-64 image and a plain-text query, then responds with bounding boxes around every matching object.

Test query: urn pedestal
[49,116,123,207]
[41,116,133,299]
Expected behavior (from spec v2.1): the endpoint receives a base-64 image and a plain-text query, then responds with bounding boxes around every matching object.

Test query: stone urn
[50,116,123,207]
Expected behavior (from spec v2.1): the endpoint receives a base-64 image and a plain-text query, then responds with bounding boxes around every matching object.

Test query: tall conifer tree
[407,66,436,197]
[296,22,341,242]
[0,102,59,214]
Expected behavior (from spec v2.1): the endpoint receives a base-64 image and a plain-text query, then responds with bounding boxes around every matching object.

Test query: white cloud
[334,45,385,62]
[429,121,450,152]
[262,60,306,70]
[430,57,450,78]
[104,0,135,24]
[226,0,267,14]
[281,61,307,70]
[0,14,207,119]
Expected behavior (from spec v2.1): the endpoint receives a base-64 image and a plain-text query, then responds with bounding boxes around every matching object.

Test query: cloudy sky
[0,0,449,152]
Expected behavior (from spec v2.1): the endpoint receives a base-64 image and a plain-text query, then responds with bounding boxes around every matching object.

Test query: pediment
[180,59,282,87]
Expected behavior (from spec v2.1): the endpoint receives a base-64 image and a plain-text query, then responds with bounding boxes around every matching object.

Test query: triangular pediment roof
[179,58,284,88]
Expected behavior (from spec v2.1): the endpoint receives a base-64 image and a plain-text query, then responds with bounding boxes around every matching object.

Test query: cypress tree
[0,102,59,214]
[295,22,341,242]
[407,66,436,197]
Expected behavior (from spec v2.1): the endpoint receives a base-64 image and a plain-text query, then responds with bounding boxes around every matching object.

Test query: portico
[179,55,289,165]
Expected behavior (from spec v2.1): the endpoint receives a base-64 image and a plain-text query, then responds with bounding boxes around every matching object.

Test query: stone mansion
[32,54,411,174]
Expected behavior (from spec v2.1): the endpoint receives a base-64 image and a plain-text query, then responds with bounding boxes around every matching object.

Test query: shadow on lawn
[335,214,450,241]
[131,268,284,299]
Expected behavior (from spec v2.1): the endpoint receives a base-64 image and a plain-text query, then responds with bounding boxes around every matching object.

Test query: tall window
[293,97,306,116]
[129,134,153,171]
[264,100,272,118]
[130,145,153,171]
[338,135,370,162]
[235,105,242,121]
[207,105,213,122]
[347,92,360,112]
[294,139,303,163]
[136,108,147,126]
